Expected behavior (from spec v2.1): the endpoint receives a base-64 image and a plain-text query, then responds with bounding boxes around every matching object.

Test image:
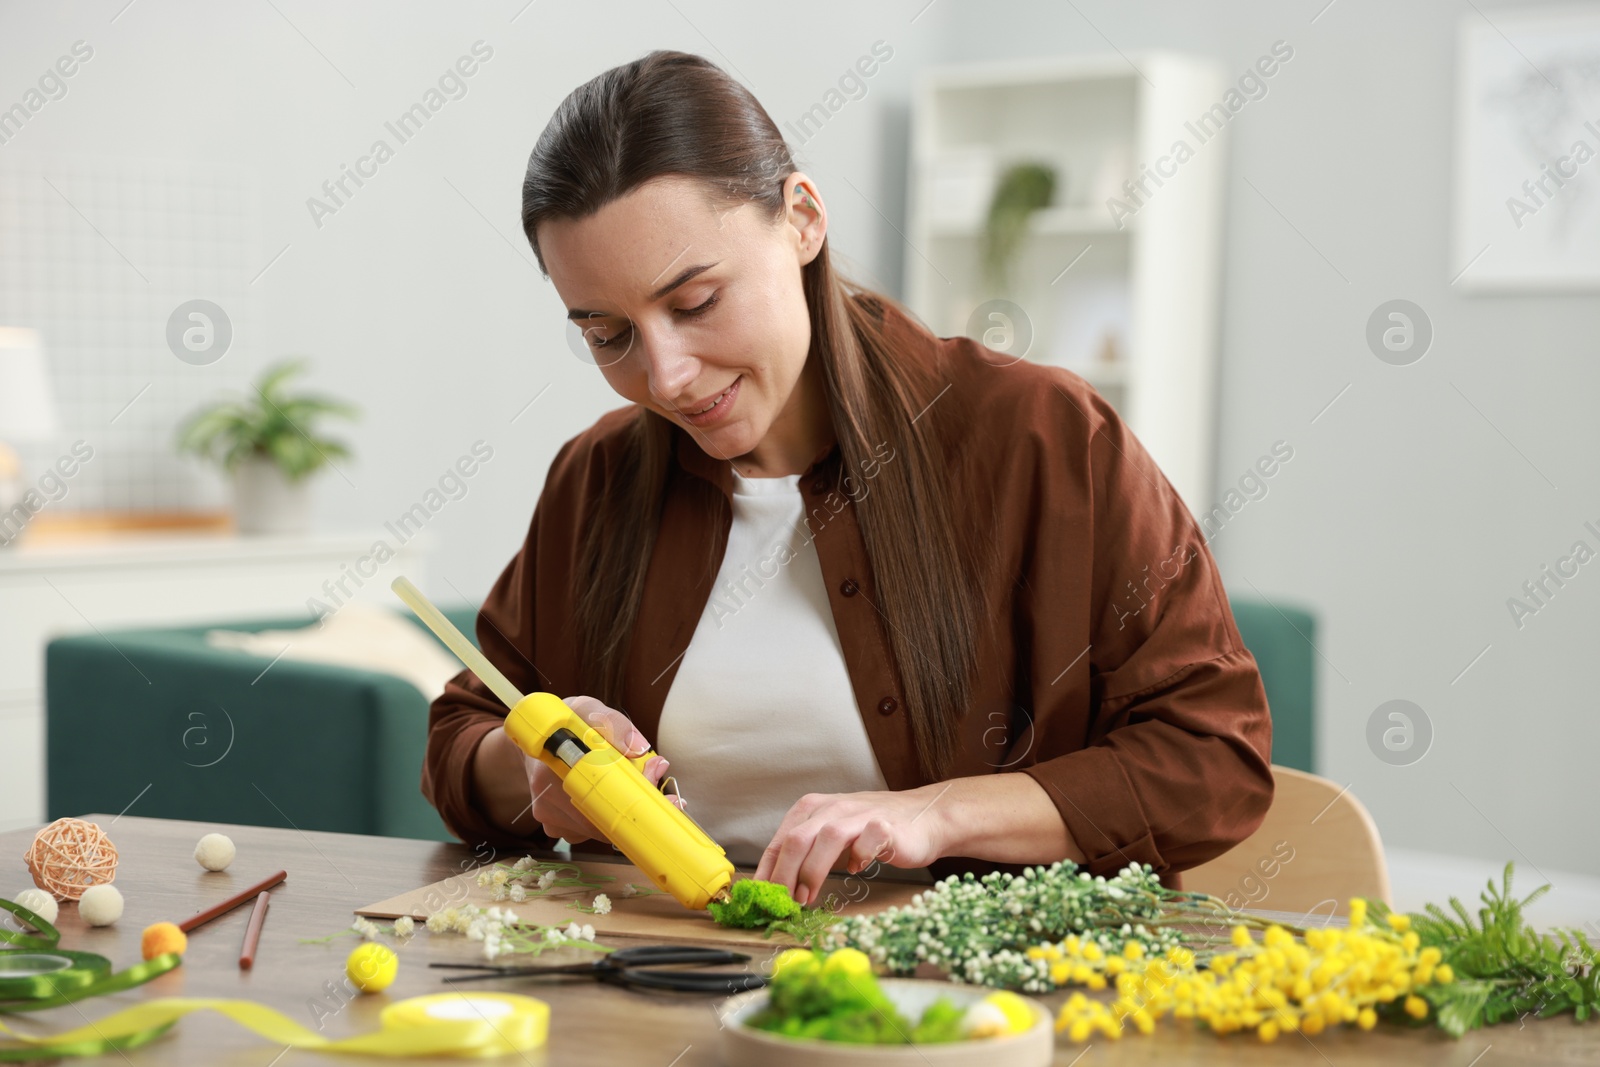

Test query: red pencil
[180,870,287,934]
[238,891,271,970]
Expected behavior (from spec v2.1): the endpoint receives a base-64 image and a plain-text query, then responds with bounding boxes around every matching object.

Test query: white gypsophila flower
[620,884,637,898]
[592,894,611,915]
[394,916,415,937]
[491,885,508,901]
[564,922,582,941]
[537,871,557,891]
[545,928,563,942]
[491,870,509,887]
[581,924,595,941]
[509,885,527,903]
[476,868,493,887]
[512,856,535,871]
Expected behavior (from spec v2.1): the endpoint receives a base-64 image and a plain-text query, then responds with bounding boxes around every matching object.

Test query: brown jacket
[421,296,1274,889]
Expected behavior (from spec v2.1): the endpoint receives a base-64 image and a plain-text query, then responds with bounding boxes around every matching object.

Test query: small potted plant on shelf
[175,358,358,535]
[982,161,1058,296]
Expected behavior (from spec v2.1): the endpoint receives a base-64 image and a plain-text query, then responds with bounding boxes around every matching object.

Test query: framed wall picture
[1452,4,1600,290]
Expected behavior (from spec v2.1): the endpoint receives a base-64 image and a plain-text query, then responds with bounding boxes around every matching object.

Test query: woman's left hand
[753,787,947,907]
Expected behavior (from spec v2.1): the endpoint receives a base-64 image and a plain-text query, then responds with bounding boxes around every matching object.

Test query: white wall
[933,0,1600,879]
[1,0,933,599]
[4,1,1595,878]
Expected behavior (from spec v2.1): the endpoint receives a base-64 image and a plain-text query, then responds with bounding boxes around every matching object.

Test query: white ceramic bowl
[718,978,1054,1067]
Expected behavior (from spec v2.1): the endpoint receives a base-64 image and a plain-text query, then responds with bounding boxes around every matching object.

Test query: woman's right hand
[523,695,684,846]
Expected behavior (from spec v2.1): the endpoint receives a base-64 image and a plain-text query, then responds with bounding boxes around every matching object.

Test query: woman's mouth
[681,377,740,427]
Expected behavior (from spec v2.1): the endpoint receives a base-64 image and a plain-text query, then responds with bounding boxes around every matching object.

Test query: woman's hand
[525,695,682,845]
[753,786,949,907]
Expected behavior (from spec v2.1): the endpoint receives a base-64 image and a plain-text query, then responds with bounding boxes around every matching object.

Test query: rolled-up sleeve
[1018,378,1274,878]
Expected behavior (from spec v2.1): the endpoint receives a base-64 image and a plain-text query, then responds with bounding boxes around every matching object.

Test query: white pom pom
[194,833,236,872]
[78,884,124,926]
[12,888,58,926]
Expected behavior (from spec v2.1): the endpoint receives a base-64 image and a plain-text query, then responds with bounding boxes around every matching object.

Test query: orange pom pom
[141,921,187,960]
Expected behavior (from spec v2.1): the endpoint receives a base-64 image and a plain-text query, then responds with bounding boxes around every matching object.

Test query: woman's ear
[786,173,825,264]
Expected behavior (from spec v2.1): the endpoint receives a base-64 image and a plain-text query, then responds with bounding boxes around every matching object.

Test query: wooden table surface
[0,815,1587,1066]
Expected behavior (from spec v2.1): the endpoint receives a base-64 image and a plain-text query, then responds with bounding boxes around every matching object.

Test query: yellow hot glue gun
[391,577,734,911]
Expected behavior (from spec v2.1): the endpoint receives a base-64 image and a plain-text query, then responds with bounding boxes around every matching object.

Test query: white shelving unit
[906,51,1230,513]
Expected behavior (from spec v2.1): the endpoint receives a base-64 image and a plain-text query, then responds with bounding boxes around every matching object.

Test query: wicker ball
[23,818,119,901]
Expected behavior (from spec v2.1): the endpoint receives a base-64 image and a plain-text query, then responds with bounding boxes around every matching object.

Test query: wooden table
[0,815,1586,1065]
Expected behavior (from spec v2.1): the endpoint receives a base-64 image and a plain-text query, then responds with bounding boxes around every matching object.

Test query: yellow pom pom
[1404,995,1429,1019]
[140,922,187,961]
[1349,898,1368,928]
[821,947,872,977]
[1231,925,1253,948]
[770,949,817,980]
[1258,1020,1280,1042]
[1357,1007,1377,1030]
[980,990,1035,1035]
[1434,964,1454,984]
[347,942,398,993]
[1386,912,1411,932]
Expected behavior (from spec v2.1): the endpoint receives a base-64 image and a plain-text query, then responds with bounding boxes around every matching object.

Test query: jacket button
[840,579,859,597]
[809,476,828,494]
[877,697,898,716]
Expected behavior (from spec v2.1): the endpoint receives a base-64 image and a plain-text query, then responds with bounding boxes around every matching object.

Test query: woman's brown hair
[520,50,989,781]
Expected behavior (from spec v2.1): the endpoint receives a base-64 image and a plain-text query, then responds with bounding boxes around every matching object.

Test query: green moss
[707,879,802,929]
[747,948,967,1045]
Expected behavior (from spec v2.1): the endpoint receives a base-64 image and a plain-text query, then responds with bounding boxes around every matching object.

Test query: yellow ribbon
[0,992,549,1060]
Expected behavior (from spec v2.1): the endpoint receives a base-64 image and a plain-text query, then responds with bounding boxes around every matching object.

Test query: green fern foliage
[1372,863,1599,1037]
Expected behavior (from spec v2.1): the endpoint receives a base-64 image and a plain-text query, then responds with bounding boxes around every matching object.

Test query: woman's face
[539,174,827,473]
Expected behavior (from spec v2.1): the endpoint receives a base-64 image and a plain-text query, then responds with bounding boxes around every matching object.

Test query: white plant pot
[233,454,311,535]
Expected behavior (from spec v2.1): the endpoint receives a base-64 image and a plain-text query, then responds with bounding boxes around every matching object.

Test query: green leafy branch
[1371,863,1599,1037]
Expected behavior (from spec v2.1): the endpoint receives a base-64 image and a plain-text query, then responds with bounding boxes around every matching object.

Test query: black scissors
[429,944,769,994]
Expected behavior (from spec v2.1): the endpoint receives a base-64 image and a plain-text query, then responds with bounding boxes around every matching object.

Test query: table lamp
[0,327,62,549]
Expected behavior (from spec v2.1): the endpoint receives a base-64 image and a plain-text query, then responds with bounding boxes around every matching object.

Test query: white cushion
[205,602,464,703]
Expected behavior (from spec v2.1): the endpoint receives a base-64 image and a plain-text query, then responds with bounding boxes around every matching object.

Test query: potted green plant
[982,162,1058,295]
[175,359,358,535]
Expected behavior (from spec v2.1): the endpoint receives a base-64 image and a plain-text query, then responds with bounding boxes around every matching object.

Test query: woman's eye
[588,294,717,349]
[678,293,719,317]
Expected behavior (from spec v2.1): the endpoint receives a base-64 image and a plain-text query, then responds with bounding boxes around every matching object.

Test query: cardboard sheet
[355,857,933,948]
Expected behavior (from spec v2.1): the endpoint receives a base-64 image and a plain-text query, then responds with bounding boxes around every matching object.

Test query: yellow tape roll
[381,992,550,1048]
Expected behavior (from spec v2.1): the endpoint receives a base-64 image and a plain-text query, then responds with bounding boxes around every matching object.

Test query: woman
[422,50,1274,907]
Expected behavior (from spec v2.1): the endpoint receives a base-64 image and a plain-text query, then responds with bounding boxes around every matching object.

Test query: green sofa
[1231,598,1316,772]
[45,598,1314,842]
[45,606,479,843]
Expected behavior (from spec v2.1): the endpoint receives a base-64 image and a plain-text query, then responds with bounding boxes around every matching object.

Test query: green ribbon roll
[0,897,181,1060]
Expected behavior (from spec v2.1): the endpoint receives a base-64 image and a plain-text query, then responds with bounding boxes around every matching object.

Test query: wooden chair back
[1182,765,1390,919]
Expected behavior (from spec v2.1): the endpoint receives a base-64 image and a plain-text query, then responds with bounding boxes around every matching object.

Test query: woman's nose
[642,332,702,408]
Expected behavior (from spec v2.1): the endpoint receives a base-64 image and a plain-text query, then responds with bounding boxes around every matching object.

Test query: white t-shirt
[655,467,889,867]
